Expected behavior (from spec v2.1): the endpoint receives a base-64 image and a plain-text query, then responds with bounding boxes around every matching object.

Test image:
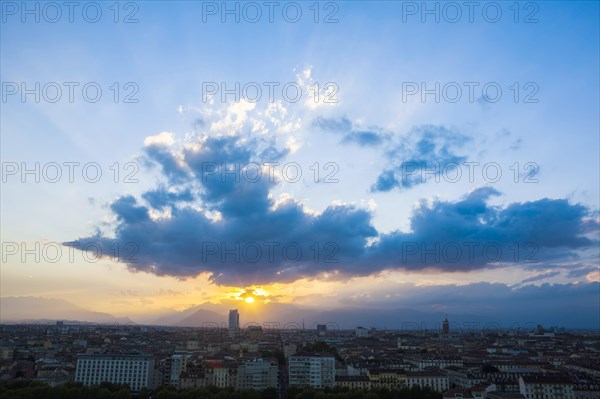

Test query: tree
[138,387,150,399]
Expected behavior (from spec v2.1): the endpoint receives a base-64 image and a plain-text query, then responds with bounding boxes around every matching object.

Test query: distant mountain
[0,296,498,330]
[149,301,318,327]
[1,296,551,329]
[0,297,133,324]
[150,305,225,327]
[175,308,225,327]
[151,306,207,326]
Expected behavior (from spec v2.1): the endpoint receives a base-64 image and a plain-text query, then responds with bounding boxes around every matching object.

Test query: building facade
[519,375,575,399]
[205,361,238,388]
[75,354,154,392]
[288,354,335,388]
[335,375,371,390]
[167,353,189,388]
[229,309,240,337]
[406,370,449,392]
[237,358,278,390]
[355,327,369,338]
[367,368,406,389]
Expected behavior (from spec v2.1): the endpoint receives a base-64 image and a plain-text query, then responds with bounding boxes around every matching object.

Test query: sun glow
[245,296,255,303]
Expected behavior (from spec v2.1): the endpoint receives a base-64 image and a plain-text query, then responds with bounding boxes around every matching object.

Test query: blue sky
[1,1,599,327]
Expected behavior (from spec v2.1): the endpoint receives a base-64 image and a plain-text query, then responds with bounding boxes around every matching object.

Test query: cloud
[312,116,386,146]
[519,271,561,284]
[119,289,138,297]
[312,118,472,191]
[312,116,352,132]
[144,135,188,184]
[371,125,471,191]
[110,196,150,224]
[142,186,194,210]
[367,187,597,272]
[342,131,384,146]
[210,100,256,134]
[566,266,598,278]
[66,132,599,286]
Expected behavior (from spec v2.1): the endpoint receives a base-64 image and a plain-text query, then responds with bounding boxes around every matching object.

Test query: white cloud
[144,131,175,147]
[210,100,256,134]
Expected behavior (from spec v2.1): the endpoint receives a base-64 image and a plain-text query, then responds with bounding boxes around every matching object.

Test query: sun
[245,296,255,304]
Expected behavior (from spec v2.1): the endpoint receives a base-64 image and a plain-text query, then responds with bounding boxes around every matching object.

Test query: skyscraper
[443,317,450,335]
[229,309,239,337]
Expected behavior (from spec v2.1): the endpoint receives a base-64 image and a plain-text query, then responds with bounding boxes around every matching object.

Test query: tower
[442,317,449,335]
[228,309,239,337]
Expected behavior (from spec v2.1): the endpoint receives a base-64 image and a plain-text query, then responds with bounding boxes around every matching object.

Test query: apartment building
[75,353,154,392]
[288,353,335,388]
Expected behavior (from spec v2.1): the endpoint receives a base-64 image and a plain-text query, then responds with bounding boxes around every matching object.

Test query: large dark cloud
[366,187,597,272]
[65,133,598,286]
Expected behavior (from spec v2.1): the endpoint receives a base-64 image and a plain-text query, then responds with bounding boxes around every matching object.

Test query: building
[288,353,335,388]
[167,353,189,388]
[0,345,14,360]
[518,375,575,399]
[179,367,205,389]
[317,324,327,336]
[205,361,238,388]
[443,387,494,398]
[406,369,449,392]
[355,326,369,338]
[443,317,450,334]
[486,393,526,399]
[247,325,263,340]
[367,368,406,389]
[75,353,154,392]
[443,388,473,398]
[335,375,371,390]
[470,384,487,399]
[573,383,600,399]
[229,309,240,337]
[186,340,199,350]
[445,367,490,389]
[283,344,297,358]
[408,356,463,371]
[237,358,278,390]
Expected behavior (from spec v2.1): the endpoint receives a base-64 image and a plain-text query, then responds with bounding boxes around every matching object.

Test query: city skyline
[1,1,599,329]
[1,319,597,397]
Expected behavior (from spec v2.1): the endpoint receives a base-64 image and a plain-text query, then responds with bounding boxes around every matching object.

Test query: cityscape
[1,1,599,398]
[1,309,600,398]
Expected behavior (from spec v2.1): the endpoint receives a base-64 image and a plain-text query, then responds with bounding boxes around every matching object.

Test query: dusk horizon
[2,285,600,330]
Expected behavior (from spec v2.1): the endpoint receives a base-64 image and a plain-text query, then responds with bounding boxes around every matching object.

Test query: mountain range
[0,297,133,324]
[0,296,481,329]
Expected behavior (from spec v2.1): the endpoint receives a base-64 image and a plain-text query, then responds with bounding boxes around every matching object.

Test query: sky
[1,1,599,328]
